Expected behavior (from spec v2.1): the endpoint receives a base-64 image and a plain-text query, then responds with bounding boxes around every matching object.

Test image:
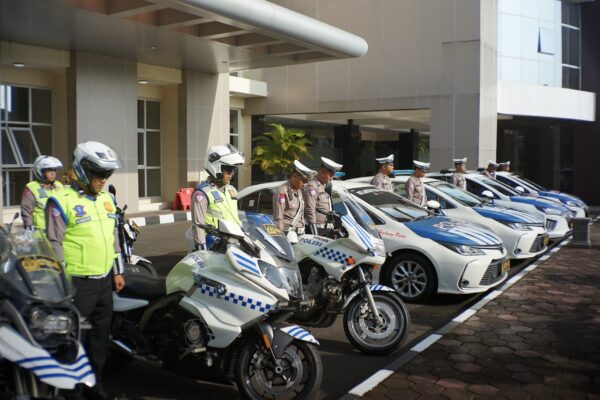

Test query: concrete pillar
[67,52,139,211]
[178,71,230,187]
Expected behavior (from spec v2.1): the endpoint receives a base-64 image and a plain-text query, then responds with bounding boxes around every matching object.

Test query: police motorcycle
[0,215,95,399]
[110,218,323,399]
[289,185,410,355]
[107,184,156,277]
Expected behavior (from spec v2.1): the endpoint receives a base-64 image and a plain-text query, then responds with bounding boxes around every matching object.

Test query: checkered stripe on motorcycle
[315,247,350,266]
[198,284,273,313]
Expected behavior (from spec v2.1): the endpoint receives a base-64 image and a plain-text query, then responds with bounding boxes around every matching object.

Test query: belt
[286,227,305,235]
[71,271,111,280]
[316,223,334,229]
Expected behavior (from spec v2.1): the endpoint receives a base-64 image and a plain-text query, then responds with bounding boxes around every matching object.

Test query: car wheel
[381,253,437,302]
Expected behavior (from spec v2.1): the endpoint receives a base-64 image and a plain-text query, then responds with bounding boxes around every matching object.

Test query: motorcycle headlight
[258,261,303,300]
[538,207,561,215]
[28,306,73,339]
[500,221,532,231]
[440,243,486,256]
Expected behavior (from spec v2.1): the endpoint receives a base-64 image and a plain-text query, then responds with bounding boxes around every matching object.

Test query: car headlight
[258,260,303,300]
[538,207,561,215]
[500,221,532,231]
[440,243,486,256]
[373,241,387,258]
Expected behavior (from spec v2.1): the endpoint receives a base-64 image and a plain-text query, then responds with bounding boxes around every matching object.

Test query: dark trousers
[72,275,113,390]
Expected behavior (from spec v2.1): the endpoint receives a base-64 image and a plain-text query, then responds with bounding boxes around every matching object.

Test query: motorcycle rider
[483,160,499,179]
[451,157,467,190]
[45,141,124,400]
[273,160,316,234]
[405,160,429,207]
[303,157,343,236]
[191,144,245,250]
[371,154,394,192]
[21,155,64,231]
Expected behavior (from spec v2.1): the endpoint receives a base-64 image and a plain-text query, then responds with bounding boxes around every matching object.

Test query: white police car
[238,181,509,302]
[351,176,549,259]
[428,172,572,239]
[495,172,587,217]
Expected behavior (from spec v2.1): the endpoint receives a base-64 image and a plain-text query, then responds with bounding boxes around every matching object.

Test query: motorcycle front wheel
[235,338,323,400]
[343,291,410,355]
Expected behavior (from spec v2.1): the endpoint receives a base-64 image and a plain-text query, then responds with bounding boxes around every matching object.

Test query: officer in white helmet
[191,144,245,250]
[21,155,64,231]
[451,157,467,190]
[303,157,343,235]
[45,141,124,400]
[371,154,395,192]
[406,160,429,207]
[273,160,316,234]
[483,160,499,179]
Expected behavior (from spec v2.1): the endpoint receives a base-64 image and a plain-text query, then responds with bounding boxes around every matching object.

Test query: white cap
[488,160,499,168]
[376,154,394,164]
[500,161,510,167]
[453,157,467,165]
[293,160,317,180]
[413,160,430,170]
[320,157,343,173]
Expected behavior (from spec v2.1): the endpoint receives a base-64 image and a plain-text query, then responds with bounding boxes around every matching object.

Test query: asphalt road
[106,220,535,399]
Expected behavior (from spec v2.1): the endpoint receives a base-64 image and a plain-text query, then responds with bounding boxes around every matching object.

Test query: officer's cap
[499,161,510,167]
[488,160,499,169]
[413,160,430,170]
[293,160,316,180]
[453,157,467,165]
[376,154,394,164]
[320,157,343,173]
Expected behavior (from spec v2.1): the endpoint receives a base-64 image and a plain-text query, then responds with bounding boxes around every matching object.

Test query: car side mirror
[515,186,525,193]
[481,190,494,199]
[426,200,441,210]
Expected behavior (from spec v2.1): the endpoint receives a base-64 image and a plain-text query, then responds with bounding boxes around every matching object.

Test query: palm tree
[252,124,312,179]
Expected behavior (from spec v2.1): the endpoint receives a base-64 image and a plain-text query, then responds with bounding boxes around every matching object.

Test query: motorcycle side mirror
[324,181,333,196]
[123,204,128,212]
[109,184,117,196]
[286,231,299,244]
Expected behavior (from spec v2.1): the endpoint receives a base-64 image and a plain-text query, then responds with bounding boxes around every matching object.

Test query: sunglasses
[91,170,114,179]
[221,165,237,173]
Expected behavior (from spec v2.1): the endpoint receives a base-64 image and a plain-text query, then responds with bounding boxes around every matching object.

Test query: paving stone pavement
[364,223,600,400]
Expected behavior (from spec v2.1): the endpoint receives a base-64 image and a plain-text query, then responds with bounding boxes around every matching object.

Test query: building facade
[242,0,597,203]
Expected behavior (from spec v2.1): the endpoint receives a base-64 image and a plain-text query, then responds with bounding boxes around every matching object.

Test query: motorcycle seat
[120,273,166,300]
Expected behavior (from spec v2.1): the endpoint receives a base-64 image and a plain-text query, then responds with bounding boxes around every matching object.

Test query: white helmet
[73,141,122,186]
[32,155,63,181]
[204,144,245,181]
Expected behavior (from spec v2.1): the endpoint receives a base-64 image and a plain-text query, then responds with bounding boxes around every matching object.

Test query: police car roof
[347,176,440,184]
[237,179,374,198]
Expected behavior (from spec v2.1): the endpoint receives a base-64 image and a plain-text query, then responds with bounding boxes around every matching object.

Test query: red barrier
[172,187,194,210]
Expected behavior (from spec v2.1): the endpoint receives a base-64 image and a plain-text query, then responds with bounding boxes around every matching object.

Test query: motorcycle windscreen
[0,229,73,303]
[331,188,382,239]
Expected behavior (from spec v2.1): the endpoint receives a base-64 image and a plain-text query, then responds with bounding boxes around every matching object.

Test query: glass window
[258,189,275,214]
[239,191,260,213]
[10,128,39,165]
[1,128,18,166]
[32,126,52,155]
[31,89,52,124]
[429,182,482,207]
[7,86,29,122]
[137,99,162,198]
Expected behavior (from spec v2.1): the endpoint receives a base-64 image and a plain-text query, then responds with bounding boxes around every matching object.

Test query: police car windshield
[428,181,482,207]
[475,176,519,196]
[348,187,430,223]
[517,176,546,191]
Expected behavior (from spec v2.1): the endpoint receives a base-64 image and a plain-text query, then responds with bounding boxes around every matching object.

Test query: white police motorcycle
[289,187,410,355]
[0,217,95,399]
[111,219,322,400]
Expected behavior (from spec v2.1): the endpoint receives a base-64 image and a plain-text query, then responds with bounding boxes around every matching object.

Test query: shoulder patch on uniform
[194,191,205,202]
[279,193,286,204]
[51,207,62,218]
[309,187,317,197]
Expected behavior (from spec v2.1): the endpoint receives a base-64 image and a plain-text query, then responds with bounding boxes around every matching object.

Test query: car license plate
[543,236,549,246]
[501,260,510,273]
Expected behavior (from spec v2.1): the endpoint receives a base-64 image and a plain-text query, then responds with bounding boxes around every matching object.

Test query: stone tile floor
[364,224,600,400]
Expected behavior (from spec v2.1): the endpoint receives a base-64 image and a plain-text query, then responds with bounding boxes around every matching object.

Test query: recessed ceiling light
[12,62,26,68]
[138,80,149,85]
[150,46,157,50]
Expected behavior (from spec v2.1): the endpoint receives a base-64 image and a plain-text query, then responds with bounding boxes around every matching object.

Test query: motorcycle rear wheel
[235,338,323,400]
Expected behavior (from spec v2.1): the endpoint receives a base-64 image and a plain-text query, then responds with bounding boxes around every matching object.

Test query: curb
[129,211,191,227]
[341,236,573,399]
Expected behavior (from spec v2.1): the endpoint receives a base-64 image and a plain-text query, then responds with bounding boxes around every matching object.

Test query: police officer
[46,141,124,400]
[483,160,499,179]
[498,161,510,172]
[303,157,343,235]
[192,144,245,250]
[405,160,429,207]
[21,155,64,231]
[273,160,316,234]
[371,154,394,192]
[451,157,467,190]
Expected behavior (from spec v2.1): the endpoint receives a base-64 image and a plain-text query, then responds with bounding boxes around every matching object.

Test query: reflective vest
[49,187,117,276]
[25,180,63,231]
[199,183,241,228]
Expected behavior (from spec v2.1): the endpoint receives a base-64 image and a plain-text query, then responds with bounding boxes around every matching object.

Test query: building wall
[497,0,562,87]
[244,0,495,171]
